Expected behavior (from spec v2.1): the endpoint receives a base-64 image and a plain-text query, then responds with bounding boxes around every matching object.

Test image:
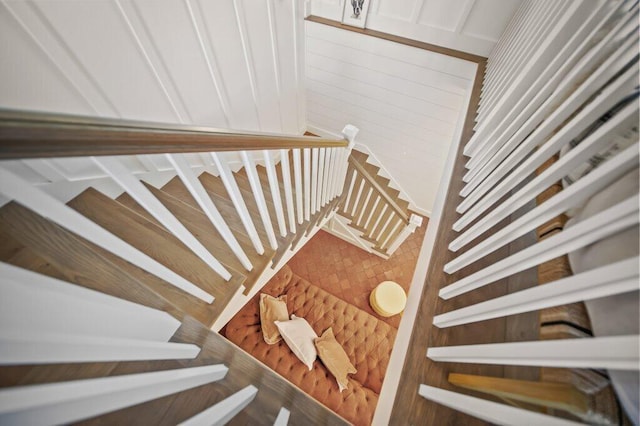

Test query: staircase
[333,148,422,258]
[0,111,360,425]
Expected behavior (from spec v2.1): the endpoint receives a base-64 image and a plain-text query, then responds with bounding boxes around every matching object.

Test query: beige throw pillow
[259,293,288,345]
[314,328,357,392]
[275,314,318,370]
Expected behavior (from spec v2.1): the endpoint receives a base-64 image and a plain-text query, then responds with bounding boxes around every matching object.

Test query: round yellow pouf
[369,281,407,317]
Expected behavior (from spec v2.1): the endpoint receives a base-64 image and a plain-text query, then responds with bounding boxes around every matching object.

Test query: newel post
[386,213,423,256]
[334,124,359,199]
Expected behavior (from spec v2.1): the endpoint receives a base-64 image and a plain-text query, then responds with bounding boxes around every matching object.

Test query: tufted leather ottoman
[224,265,397,426]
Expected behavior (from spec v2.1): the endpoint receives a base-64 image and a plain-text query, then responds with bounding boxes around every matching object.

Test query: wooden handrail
[348,156,410,223]
[0,110,348,159]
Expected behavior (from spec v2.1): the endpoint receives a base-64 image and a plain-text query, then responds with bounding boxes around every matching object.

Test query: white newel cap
[341,124,359,146]
[409,214,423,227]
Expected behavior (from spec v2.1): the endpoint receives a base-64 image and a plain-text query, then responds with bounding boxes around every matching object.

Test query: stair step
[49,316,345,425]
[152,176,275,296]
[232,168,290,244]
[194,173,279,295]
[0,201,188,322]
[140,181,250,275]
[196,172,280,251]
[67,188,246,326]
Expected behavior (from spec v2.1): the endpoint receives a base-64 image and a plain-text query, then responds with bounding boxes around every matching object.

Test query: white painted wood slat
[210,152,265,255]
[418,385,581,426]
[343,170,357,214]
[435,257,639,328]
[262,150,287,237]
[303,148,311,221]
[167,153,252,271]
[460,36,637,202]
[322,147,331,205]
[274,407,290,426]
[317,147,325,209]
[241,151,278,250]
[350,178,365,217]
[0,364,228,425]
[455,61,639,230]
[0,168,214,304]
[467,9,637,175]
[386,214,422,256]
[481,0,587,119]
[447,142,638,271]
[178,385,257,426]
[427,335,640,370]
[93,156,231,280]
[363,196,381,230]
[446,118,638,272]
[0,262,180,342]
[311,148,318,214]
[292,149,304,224]
[477,0,569,121]
[467,0,625,159]
[279,149,296,233]
[441,195,639,299]
[0,332,200,365]
[356,188,374,225]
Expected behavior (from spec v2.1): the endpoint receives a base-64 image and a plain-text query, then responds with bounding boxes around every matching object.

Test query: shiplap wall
[308,0,524,56]
[305,20,477,214]
[0,0,305,189]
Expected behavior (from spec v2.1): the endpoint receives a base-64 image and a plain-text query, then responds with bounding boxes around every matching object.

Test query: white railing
[0,113,356,424]
[419,0,639,424]
[337,153,422,257]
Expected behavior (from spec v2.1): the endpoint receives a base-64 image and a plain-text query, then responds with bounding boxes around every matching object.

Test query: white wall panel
[306,52,464,110]
[419,0,471,31]
[0,4,92,115]
[307,79,456,136]
[0,0,305,133]
[306,20,473,213]
[306,65,459,123]
[307,36,469,94]
[306,21,477,78]
[462,0,523,41]
[378,0,417,21]
[239,0,282,132]
[131,0,228,127]
[270,0,303,133]
[32,1,177,122]
[309,0,523,56]
[194,0,259,130]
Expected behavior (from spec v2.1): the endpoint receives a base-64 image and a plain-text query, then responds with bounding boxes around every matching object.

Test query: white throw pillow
[275,314,318,370]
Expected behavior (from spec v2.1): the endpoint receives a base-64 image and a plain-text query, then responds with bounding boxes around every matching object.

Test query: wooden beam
[305,15,487,63]
[0,110,348,159]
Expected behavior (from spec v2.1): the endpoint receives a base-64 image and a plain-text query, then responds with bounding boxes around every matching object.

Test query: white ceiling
[308,0,524,56]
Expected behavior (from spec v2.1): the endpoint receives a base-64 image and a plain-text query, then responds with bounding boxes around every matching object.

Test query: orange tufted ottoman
[224,265,397,426]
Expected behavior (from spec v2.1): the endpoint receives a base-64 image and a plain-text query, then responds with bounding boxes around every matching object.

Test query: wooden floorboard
[74,316,348,426]
[386,60,541,425]
[68,188,245,325]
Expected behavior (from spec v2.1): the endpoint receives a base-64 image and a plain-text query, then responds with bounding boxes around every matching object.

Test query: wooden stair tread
[231,169,290,244]
[197,172,281,251]
[72,316,347,426]
[140,181,250,273]
[0,201,187,321]
[190,173,278,295]
[141,181,273,293]
[67,188,244,326]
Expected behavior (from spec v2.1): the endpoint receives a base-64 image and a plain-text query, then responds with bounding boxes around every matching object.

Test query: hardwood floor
[388,61,540,425]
